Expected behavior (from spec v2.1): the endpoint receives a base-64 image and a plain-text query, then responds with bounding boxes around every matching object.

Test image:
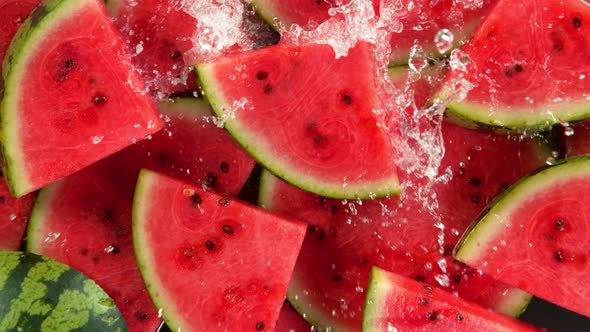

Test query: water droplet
[408,45,428,73]
[91,135,104,144]
[434,274,450,287]
[564,126,575,136]
[434,29,454,54]
[9,214,16,221]
[44,232,61,243]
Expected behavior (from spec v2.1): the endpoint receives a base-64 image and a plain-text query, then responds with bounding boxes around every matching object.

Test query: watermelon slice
[259,120,549,331]
[0,251,127,331]
[106,0,199,98]
[564,121,590,157]
[196,41,400,199]
[0,0,41,63]
[1,0,161,197]
[0,175,33,250]
[440,0,590,131]
[363,267,542,332]
[132,169,307,331]
[455,156,590,318]
[275,302,312,332]
[27,98,254,332]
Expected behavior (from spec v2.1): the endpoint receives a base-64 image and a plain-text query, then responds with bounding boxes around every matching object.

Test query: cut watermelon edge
[445,98,590,133]
[25,181,60,253]
[131,169,187,332]
[195,63,401,200]
[1,0,89,196]
[455,155,590,265]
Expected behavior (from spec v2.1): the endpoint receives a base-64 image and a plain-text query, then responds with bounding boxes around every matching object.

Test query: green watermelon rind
[362,266,396,332]
[455,155,590,265]
[444,97,590,133]
[195,64,401,200]
[0,0,89,197]
[132,169,187,332]
[25,181,60,253]
[0,251,128,332]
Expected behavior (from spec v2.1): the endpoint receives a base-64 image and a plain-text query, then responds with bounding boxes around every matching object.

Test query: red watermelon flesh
[275,302,312,332]
[107,0,199,98]
[363,267,543,332]
[564,121,590,157]
[441,0,590,130]
[26,98,254,332]
[0,0,40,62]
[132,169,307,332]
[0,174,34,250]
[259,120,549,331]
[1,0,161,197]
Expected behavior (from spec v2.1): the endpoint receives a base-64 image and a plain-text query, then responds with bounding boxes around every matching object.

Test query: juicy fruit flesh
[133,170,306,332]
[443,0,590,127]
[2,0,161,196]
[455,157,590,318]
[363,267,541,332]
[261,120,546,331]
[197,42,400,199]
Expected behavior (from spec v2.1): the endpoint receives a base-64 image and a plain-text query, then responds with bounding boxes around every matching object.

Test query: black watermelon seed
[0,196,5,204]
[65,59,74,69]
[205,240,216,251]
[256,71,268,80]
[513,63,523,72]
[471,195,481,204]
[222,225,234,235]
[555,251,563,262]
[360,257,369,265]
[256,321,265,331]
[317,230,325,241]
[263,84,273,95]
[428,312,439,321]
[191,194,202,207]
[80,248,89,256]
[453,274,462,284]
[135,312,149,321]
[220,161,230,173]
[97,208,113,221]
[457,313,464,321]
[555,219,565,231]
[420,297,430,305]
[106,245,120,255]
[318,196,328,207]
[218,196,232,206]
[415,275,426,282]
[331,205,338,215]
[467,178,481,186]
[332,274,343,281]
[313,135,326,146]
[574,17,582,28]
[204,173,218,189]
[443,246,453,256]
[93,95,107,104]
[505,69,513,78]
[341,94,352,105]
[169,50,182,60]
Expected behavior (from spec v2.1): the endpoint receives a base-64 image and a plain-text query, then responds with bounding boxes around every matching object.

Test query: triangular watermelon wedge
[132,169,307,331]
[363,267,542,332]
[1,0,161,197]
[196,41,400,199]
[440,0,590,131]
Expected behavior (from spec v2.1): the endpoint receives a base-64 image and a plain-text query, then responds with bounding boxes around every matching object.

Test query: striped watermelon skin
[0,251,127,331]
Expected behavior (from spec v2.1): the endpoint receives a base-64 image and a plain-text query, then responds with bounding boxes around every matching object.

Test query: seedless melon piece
[440,0,590,132]
[455,156,590,318]
[0,251,127,331]
[1,0,161,197]
[132,169,307,332]
[196,42,400,199]
[363,267,542,332]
